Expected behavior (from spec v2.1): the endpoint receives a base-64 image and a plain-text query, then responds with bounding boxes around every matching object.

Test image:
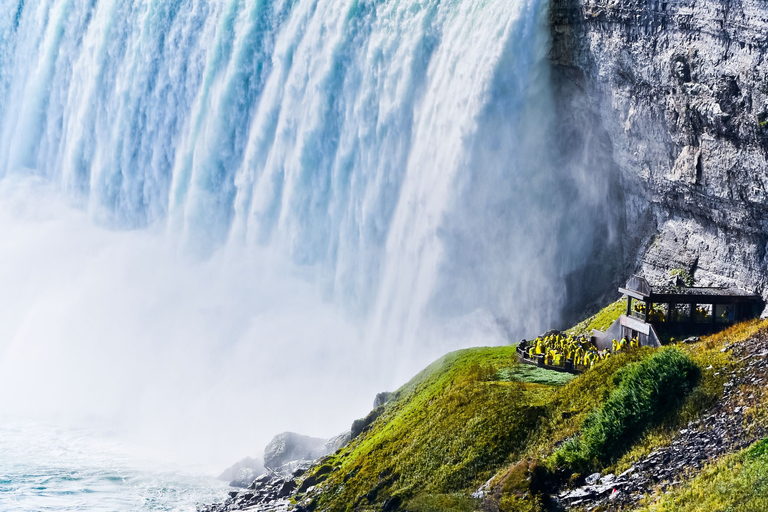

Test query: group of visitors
[521,332,640,371]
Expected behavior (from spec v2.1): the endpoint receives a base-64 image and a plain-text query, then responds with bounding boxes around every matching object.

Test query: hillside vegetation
[291,314,768,512]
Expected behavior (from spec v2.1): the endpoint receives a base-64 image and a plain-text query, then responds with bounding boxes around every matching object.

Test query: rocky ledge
[201,467,308,512]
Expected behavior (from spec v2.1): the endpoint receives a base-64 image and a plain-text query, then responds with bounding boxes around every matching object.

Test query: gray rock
[218,457,265,488]
[561,487,595,500]
[373,391,394,409]
[585,472,601,485]
[325,430,351,454]
[351,407,384,439]
[263,432,329,470]
[618,466,636,479]
[550,0,768,300]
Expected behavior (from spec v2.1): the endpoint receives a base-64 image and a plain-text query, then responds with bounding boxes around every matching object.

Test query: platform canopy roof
[619,275,762,305]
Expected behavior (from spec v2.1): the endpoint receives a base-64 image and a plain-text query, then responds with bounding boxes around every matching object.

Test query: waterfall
[0,0,620,461]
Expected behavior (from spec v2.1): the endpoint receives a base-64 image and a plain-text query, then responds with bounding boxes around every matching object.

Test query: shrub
[553,348,700,470]
[670,268,694,287]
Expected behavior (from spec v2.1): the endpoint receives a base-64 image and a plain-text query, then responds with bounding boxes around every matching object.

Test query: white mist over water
[0,0,618,505]
[0,176,378,466]
[0,422,232,510]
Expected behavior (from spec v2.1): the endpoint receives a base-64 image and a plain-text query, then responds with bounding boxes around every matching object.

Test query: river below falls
[0,422,230,511]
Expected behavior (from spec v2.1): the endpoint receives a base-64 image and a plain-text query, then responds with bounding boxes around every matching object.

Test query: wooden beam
[619,287,646,300]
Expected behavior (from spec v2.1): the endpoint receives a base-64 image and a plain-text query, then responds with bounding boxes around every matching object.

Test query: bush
[553,348,700,470]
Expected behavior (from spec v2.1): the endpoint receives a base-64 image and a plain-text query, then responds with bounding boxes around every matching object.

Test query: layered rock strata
[550,0,768,300]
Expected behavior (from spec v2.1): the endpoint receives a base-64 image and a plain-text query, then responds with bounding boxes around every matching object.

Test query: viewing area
[517,275,764,374]
[592,275,763,352]
[618,275,764,339]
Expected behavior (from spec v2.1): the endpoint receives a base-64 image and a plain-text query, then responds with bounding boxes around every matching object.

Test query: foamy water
[0,423,230,511]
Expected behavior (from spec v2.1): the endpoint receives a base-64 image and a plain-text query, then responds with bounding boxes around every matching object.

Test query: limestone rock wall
[550,0,768,300]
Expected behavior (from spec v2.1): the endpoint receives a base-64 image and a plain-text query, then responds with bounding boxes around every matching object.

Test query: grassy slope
[300,344,649,511]
[297,311,768,512]
[303,346,555,511]
[565,297,626,336]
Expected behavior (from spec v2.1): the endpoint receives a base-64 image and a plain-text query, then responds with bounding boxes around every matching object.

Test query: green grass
[551,348,700,471]
[405,493,479,512]
[296,318,768,512]
[493,358,576,387]
[566,297,626,336]
[303,346,555,511]
[640,438,768,511]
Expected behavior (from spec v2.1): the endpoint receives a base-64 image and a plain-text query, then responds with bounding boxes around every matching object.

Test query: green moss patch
[493,358,576,387]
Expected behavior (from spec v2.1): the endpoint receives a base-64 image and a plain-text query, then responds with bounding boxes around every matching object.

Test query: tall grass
[553,348,700,470]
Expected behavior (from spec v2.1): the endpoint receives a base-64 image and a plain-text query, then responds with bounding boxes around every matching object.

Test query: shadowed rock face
[550,0,768,302]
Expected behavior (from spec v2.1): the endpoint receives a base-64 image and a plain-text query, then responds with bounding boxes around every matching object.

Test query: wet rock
[599,473,615,485]
[218,457,265,488]
[263,432,329,470]
[551,0,768,302]
[351,406,384,439]
[325,431,351,454]
[373,391,394,409]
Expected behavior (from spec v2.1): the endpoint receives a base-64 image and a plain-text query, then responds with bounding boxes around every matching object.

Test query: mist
[0,174,520,470]
[0,176,372,468]
[0,0,622,474]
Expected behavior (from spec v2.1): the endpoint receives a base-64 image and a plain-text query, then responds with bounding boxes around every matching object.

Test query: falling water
[0,0,619,506]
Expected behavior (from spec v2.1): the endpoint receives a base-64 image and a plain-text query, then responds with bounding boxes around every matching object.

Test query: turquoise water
[0,424,229,511]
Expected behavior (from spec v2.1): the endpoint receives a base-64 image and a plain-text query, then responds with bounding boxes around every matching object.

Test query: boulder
[585,472,601,485]
[373,391,394,409]
[351,407,384,439]
[217,457,265,488]
[263,432,330,470]
[325,430,351,454]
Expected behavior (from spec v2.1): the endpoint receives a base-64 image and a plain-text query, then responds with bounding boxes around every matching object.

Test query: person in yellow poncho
[574,345,585,367]
[619,337,628,351]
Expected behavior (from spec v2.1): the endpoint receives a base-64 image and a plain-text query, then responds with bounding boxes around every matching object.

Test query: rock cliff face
[550,0,768,301]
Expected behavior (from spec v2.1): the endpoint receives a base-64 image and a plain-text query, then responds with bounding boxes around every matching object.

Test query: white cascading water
[0,0,618,508]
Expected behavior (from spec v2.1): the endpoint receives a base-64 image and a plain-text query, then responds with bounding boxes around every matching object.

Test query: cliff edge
[550,0,768,300]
